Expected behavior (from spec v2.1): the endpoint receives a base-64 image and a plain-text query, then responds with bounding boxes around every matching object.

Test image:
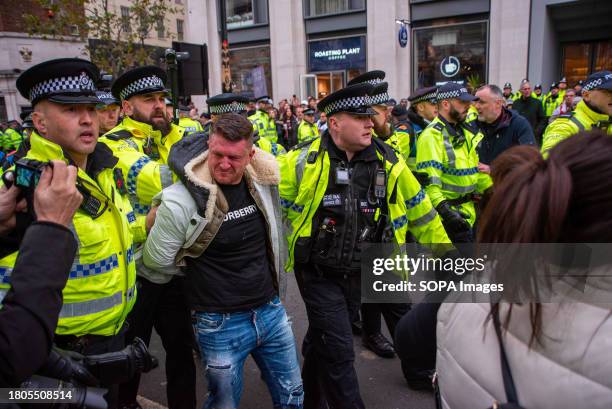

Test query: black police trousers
[361,302,410,337]
[118,276,196,409]
[295,263,365,409]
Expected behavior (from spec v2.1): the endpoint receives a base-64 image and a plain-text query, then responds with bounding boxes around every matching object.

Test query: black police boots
[362,332,395,358]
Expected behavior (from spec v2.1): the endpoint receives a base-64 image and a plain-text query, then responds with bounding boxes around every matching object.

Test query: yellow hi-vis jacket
[279,135,451,271]
[297,120,319,144]
[416,116,492,226]
[249,110,278,143]
[179,117,203,135]
[0,132,139,336]
[541,100,611,156]
[99,116,183,215]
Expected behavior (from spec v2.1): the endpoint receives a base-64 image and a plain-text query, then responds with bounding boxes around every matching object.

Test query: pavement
[137,273,436,409]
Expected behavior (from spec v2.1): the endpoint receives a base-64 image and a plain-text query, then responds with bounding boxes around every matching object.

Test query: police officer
[502,82,514,101]
[534,84,543,100]
[207,92,286,157]
[2,120,23,153]
[249,95,278,142]
[1,58,141,406]
[543,82,562,118]
[178,104,203,134]
[416,83,492,244]
[96,90,121,135]
[280,83,450,408]
[297,107,320,144]
[100,66,196,409]
[406,86,438,176]
[558,76,568,99]
[541,71,612,156]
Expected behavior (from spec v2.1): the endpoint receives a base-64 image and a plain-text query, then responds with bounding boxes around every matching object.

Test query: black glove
[38,348,99,386]
[436,201,471,235]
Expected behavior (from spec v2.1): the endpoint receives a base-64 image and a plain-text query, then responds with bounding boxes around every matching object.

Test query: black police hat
[303,108,316,115]
[19,108,32,122]
[95,91,120,107]
[347,70,386,86]
[582,71,612,92]
[503,82,512,89]
[577,80,584,86]
[409,86,438,104]
[178,104,191,112]
[436,82,477,102]
[112,66,167,101]
[206,93,249,114]
[16,58,99,106]
[369,82,391,106]
[256,95,272,104]
[551,82,559,89]
[559,77,567,83]
[317,83,377,117]
[534,84,542,90]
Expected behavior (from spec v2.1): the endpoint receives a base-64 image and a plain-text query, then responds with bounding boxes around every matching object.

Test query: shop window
[304,0,365,18]
[562,40,612,85]
[229,46,273,98]
[413,21,487,90]
[225,0,268,29]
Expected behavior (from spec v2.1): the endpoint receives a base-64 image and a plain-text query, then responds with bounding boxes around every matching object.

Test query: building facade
[192,0,610,107]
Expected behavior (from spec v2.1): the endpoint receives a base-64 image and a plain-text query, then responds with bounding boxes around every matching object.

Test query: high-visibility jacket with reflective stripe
[541,100,611,156]
[256,136,286,157]
[249,111,278,143]
[416,117,492,226]
[99,116,182,216]
[279,135,451,271]
[179,117,203,135]
[297,120,319,144]
[543,94,563,117]
[3,128,23,151]
[376,129,411,169]
[466,105,479,123]
[0,132,138,336]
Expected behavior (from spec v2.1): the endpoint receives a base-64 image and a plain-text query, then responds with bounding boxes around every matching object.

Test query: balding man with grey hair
[474,84,535,172]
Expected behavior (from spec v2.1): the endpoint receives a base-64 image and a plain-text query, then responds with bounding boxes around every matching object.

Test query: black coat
[476,108,536,165]
[0,222,77,386]
[511,96,546,138]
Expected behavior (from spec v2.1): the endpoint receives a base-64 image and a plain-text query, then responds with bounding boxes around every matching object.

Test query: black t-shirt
[185,179,276,312]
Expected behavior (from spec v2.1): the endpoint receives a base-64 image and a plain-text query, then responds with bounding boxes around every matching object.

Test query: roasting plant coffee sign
[309,36,366,71]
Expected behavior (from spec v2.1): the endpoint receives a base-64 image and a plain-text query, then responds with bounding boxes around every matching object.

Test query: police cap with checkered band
[317,83,377,117]
[582,71,612,92]
[436,82,477,103]
[16,58,100,106]
[347,70,386,86]
[111,66,168,101]
[369,82,391,106]
[409,86,438,104]
[206,93,249,115]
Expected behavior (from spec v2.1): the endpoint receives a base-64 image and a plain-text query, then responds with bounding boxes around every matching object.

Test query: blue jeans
[194,296,304,409]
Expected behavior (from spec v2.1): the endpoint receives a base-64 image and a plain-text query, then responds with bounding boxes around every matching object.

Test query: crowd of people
[0,56,611,409]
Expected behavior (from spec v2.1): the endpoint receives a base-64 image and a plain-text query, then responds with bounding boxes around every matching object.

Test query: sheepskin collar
[183,147,280,220]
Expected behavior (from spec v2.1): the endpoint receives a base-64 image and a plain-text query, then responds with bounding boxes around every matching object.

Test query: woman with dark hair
[434,130,612,408]
[281,106,298,148]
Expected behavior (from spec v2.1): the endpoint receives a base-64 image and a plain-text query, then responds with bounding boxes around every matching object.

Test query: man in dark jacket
[0,161,82,386]
[511,80,546,143]
[474,85,536,172]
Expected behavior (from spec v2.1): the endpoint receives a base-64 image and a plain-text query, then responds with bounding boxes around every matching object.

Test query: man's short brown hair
[211,113,253,143]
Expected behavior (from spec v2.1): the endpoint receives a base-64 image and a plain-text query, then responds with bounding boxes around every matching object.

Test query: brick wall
[0,0,48,33]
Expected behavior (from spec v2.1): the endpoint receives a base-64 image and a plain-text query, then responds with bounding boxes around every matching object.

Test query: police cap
[303,108,316,115]
[317,83,377,117]
[534,84,542,90]
[347,70,386,86]
[408,86,438,104]
[95,91,120,107]
[369,82,391,106]
[582,71,612,92]
[206,93,249,114]
[256,95,272,104]
[436,82,477,103]
[16,58,100,106]
[503,82,512,89]
[112,66,168,101]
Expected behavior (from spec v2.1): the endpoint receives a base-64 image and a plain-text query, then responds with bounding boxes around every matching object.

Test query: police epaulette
[103,130,133,141]
[431,122,444,132]
[558,113,573,119]
[290,138,317,152]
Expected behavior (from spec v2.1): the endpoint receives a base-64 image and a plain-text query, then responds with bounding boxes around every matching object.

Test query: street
[137,273,436,409]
